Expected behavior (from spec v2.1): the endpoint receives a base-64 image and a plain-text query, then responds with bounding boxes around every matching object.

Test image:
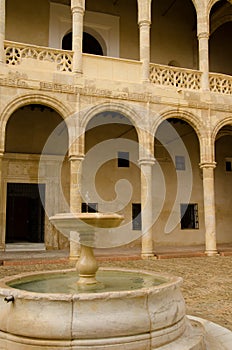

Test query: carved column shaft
[69,155,84,260]
[139,158,155,258]
[138,0,151,82]
[198,32,209,91]
[0,0,5,64]
[200,162,218,256]
[69,155,84,213]
[71,0,85,74]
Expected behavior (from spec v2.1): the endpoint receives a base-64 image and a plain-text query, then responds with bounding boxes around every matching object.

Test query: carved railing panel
[4,41,73,72]
[150,64,202,91]
[4,41,232,95]
[209,73,232,95]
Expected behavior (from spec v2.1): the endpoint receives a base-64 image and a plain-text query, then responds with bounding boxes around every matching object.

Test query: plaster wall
[209,22,232,75]
[215,135,232,243]
[5,0,50,46]
[151,0,197,68]
[153,123,205,246]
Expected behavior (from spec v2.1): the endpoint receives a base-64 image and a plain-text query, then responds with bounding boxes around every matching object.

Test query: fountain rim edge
[0,267,183,300]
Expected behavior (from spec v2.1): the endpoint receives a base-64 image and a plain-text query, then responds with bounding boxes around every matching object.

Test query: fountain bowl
[0,267,205,350]
[49,212,124,232]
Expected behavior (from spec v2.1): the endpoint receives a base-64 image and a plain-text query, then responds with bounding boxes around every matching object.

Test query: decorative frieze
[40,82,76,94]
[0,71,28,87]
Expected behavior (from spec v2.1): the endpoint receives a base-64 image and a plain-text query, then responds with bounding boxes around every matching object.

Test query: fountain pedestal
[77,245,99,285]
[51,212,124,286]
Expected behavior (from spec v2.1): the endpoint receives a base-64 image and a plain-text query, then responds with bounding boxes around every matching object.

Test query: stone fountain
[0,211,222,350]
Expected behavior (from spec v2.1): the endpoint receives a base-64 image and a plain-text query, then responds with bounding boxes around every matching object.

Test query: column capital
[138,19,151,27]
[138,0,152,23]
[197,32,209,40]
[69,154,85,162]
[138,157,156,166]
[199,161,217,169]
[71,0,85,12]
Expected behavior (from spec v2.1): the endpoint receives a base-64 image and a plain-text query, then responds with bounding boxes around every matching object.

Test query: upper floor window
[62,32,103,55]
[49,4,119,57]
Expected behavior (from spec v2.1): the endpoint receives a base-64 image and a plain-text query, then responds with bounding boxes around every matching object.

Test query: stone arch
[80,101,143,144]
[212,116,232,142]
[211,13,232,33]
[152,109,205,162]
[0,93,72,152]
[152,109,204,140]
[207,0,232,13]
[208,0,221,13]
[149,0,198,12]
[189,0,198,12]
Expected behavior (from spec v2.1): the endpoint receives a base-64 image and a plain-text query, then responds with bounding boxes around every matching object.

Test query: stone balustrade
[4,40,73,72]
[3,41,232,95]
[149,63,202,91]
[209,72,232,95]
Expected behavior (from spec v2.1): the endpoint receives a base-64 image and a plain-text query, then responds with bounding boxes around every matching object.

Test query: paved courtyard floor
[0,254,231,332]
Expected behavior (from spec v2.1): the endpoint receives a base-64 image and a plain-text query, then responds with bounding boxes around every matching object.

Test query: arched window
[62,31,103,56]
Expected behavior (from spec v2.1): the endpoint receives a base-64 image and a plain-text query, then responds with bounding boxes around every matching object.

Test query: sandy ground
[0,255,231,331]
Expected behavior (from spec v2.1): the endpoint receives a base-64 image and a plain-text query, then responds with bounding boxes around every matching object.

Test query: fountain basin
[49,212,124,235]
[0,268,205,350]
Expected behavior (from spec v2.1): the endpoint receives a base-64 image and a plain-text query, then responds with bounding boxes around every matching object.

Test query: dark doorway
[6,183,45,243]
[62,31,104,55]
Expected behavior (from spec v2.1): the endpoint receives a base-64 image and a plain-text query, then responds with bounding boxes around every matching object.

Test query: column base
[141,252,156,260]
[69,254,80,261]
[0,244,5,252]
[204,250,219,257]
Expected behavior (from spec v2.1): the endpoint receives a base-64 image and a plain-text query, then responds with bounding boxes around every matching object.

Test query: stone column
[139,157,155,259]
[69,154,84,260]
[71,0,85,74]
[198,32,209,91]
[138,0,152,82]
[200,162,218,256]
[197,10,209,91]
[0,0,5,64]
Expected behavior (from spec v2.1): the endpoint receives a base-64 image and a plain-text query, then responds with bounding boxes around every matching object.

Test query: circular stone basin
[49,212,124,232]
[7,269,166,294]
[0,268,204,350]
